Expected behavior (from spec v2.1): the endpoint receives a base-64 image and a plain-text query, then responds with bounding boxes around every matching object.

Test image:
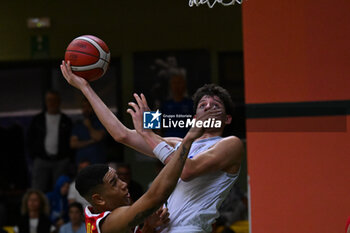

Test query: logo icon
[143,110,162,129]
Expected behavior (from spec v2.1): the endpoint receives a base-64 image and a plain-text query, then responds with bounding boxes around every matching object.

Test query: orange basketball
[65,35,111,81]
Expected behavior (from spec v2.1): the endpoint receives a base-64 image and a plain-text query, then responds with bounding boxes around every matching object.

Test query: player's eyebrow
[109,177,116,185]
[198,97,224,105]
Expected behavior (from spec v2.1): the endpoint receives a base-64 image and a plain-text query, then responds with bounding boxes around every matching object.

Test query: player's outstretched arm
[60,61,154,156]
[100,125,202,233]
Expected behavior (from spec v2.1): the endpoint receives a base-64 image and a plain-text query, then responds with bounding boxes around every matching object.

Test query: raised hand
[143,207,170,233]
[60,60,89,90]
[185,107,222,141]
[126,93,151,135]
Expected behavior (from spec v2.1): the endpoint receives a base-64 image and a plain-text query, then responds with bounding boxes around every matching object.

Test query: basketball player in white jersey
[61,60,244,233]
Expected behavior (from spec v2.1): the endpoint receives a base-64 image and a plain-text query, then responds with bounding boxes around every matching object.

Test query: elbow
[112,131,127,143]
[180,168,194,182]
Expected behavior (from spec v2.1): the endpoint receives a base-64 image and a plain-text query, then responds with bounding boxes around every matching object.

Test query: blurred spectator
[215,184,248,231]
[59,202,86,233]
[116,163,144,202]
[28,90,72,193]
[14,189,55,233]
[70,98,106,164]
[46,175,71,230]
[161,74,193,138]
[68,160,91,209]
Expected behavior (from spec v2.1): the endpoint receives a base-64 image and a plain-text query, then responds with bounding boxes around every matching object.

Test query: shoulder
[100,207,129,233]
[213,136,244,159]
[60,222,71,230]
[220,136,244,147]
[85,209,111,233]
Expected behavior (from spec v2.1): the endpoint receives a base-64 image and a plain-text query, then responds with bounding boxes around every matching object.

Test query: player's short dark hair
[192,84,234,116]
[68,202,84,214]
[75,164,109,200]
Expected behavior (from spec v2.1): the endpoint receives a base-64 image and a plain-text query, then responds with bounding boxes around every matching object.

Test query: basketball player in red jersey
[73,117,217,233]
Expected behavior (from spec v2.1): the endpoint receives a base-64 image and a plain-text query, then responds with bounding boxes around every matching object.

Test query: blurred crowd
[0,75,247,233]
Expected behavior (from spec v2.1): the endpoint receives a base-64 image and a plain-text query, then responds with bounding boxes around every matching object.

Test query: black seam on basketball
[66,50,110,63]
[77,37,109,60]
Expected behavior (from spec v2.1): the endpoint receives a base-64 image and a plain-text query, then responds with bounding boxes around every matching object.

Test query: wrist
[153,141,175,164]
[142,132,162,149]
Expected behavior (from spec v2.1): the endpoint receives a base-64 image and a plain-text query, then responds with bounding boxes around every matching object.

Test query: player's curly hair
[192,84,234,116]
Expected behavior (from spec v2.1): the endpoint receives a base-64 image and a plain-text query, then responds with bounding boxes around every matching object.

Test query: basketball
[64,35,111,81]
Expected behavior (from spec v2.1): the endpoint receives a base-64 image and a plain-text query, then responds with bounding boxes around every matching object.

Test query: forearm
[146,136,194,202]
[79,85,154,156]
[141,132,166,150]
[81,84,128,141]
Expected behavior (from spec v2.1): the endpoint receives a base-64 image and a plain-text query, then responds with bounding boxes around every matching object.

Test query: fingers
[128,102,140,113]
[197,108,222,121]
[66,60,72,73]
[159,208,169,219]
[60,61,68,78]
[126,108,135,118]
[140,93,150,111]
[133,93,144,109]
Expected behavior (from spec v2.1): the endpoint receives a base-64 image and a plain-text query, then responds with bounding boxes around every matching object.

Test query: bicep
[181,137,244,181]
[103,195,160,233]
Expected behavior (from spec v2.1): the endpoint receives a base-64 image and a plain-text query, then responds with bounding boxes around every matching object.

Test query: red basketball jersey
[85,206,111,233]
[84,206,142,233]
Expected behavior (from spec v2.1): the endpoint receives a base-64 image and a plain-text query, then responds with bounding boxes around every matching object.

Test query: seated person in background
[214,184,248,232]
[116,163,144,203]
[70,98,106,164]
[47,176,71,230]
[59,202,86,233]
[15,189,55,233]
[68,160,91,209]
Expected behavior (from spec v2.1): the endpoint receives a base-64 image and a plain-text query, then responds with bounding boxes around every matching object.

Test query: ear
[91,193,105,206]
[225,115,232,125]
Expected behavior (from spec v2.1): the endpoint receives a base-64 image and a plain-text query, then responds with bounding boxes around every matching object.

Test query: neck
[29,211,39,218]
[196,131,223,141]
[72,221,82,229]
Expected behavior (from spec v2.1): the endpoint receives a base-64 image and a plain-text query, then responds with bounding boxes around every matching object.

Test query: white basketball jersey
[161,136,239,233]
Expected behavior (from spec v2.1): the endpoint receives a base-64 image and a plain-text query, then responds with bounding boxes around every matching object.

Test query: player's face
[102,167,131,210]
[195,95,231,127]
